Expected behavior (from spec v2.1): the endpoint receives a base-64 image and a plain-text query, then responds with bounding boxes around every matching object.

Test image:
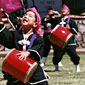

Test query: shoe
[58,62,63,66]
[50,65,59,72]
[75,64,81,72]
[40,57,47,67]
[40,63,45,67]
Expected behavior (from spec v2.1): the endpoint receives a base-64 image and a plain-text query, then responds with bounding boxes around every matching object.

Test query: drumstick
[0,8,16,30]
[0,8,7,18]
[8,19,16,30]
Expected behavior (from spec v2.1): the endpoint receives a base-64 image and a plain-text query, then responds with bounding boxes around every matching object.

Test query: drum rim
[24,62,38,83]
[2,48,38,83]
[62,33,73,49]
[49,25,60,38]
[2,48,15,69]
[51,25,60,33]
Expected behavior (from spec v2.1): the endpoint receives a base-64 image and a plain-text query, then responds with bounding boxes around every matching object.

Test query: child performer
[0,7,49,85]
[52,4,80,72]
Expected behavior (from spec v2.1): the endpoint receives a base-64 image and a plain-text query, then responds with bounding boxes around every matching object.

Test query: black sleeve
[0,24,4,29]
[41,17,47,28]
[41,17,45,25]
[0,26,21,49]
[28,35,44,61]
[69,18,78,35]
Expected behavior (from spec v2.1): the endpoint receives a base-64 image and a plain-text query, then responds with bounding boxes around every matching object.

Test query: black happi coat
[41,15,59,40]
[41,15,58,30]
[51,17,80,66]
[0,26,49,85]
[0,27,44,61]
[56,17,78,46]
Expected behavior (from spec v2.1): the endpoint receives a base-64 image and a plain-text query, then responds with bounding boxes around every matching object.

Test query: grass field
[0,54,85,85]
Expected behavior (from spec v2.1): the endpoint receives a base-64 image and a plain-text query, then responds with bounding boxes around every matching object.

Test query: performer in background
[40,7,63,70]
[52,4,80,72]
[0,7,49,85]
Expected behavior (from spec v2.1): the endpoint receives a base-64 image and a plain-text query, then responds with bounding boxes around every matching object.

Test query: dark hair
[47,7,53,11]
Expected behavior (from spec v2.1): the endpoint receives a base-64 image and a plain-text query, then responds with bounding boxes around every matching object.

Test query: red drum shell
[2,49,38,83]
[49,25,73,48]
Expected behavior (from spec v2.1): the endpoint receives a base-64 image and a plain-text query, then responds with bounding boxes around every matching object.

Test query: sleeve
[41,17,47,27]
[69,19,78,35]
[41,18,45,25]
[28,35,44,61]
[0,24,19,49]
[0,24,5,32]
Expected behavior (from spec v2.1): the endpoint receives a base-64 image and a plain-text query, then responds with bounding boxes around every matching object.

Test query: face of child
[61,8,70,16]
[48,10,54,15]
[21,11,37,29]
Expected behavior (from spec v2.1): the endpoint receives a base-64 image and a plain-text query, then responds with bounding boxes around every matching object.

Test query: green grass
[0,54,85,85]
[43,54,85,85]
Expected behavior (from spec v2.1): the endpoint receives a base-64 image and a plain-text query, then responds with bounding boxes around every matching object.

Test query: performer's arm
[28,35,44,61]
[69,19,78,35]
[0,18,20,49]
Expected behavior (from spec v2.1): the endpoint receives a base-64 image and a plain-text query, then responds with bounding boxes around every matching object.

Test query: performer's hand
[0,13,9,24]
[17,17,22,22]
[65,24,70,30]
[16,51,30,61]
[53,11,60,15]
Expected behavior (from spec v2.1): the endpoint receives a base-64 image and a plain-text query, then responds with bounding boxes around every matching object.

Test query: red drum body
[49,25,73,48]
[2,49,38,83]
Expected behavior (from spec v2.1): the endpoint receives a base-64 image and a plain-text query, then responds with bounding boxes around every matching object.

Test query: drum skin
[2,49,38,83]
[49,25,73,48]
